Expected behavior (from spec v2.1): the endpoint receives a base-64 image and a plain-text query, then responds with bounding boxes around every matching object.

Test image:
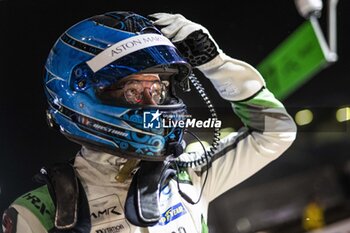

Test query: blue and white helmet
[44,11,192,161]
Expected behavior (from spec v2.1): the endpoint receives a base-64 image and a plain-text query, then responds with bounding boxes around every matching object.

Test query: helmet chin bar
[63,128,184,161]
[64,134,170,161]
[49,97,188,161]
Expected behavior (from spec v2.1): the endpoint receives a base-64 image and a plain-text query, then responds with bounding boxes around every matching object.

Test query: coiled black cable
[177,73,221,168]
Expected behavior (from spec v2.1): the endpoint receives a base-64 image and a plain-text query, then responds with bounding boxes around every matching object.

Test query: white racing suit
[2,53,297,233]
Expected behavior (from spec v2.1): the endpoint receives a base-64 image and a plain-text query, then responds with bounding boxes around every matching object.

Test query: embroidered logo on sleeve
[13,185,55,231]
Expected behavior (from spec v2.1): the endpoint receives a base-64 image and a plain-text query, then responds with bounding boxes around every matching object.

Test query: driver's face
[98,74,164,106]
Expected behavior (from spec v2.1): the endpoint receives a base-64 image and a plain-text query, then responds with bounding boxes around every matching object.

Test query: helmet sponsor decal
[87,34,175,72]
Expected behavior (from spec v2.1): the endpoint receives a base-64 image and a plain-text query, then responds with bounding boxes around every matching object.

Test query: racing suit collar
[78,146,140,184]
[80,146,128,166]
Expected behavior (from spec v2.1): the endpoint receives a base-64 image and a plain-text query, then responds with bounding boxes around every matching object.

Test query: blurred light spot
[219,127,236,139]
[336,107,350,122]
[236,217,251,233]
[185,141,209,153]
[295,109,313,126]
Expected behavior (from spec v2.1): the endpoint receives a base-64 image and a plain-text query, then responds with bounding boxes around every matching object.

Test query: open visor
[70,34,191,93]
[95,73,178,106]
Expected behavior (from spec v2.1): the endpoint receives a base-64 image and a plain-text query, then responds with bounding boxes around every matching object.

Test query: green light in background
[295,109,313,126]
[219,127,236,139]
[336,107,350,122]
[185,141,210,153]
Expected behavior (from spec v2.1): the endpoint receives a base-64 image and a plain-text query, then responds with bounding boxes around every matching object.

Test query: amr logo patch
[89,194,132,233]
[90,194,124,225]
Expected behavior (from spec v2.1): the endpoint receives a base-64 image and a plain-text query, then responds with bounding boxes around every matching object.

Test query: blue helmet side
[44,11,191,160]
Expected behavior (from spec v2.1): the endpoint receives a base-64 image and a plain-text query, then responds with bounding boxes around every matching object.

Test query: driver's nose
[141,88,157,105]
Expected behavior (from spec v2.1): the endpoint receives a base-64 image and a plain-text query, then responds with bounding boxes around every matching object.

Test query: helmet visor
[70,45,191,93]
[95,73,173,106]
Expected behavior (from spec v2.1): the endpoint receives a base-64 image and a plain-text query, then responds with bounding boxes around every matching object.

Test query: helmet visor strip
[71,45,191,94]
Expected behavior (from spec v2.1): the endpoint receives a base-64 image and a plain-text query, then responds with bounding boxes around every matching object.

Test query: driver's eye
[95,77,169,106]
[125,88,143,104]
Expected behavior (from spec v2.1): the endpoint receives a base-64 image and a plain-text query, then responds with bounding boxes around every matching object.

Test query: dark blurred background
[0,0,349,232]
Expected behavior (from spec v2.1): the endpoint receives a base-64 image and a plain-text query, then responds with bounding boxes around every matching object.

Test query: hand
[149,13,221,67]
[150,13,265,102]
